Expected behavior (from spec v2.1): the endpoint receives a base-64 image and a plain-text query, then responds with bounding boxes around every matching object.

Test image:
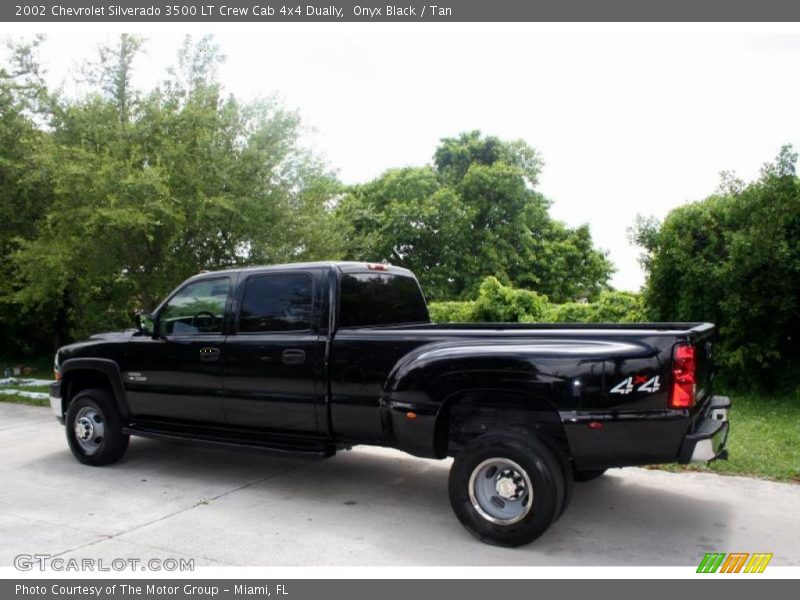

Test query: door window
[159,277,230,335]
[238,273,313,333]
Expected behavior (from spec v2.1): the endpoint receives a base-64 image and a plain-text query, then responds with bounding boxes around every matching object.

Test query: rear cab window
[338,271,429,328]
[237,273,314,333]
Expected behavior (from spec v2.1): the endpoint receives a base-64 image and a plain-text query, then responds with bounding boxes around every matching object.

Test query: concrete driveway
[1,402,798,567]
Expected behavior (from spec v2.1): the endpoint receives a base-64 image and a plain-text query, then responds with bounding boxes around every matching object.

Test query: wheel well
[62,370,113,414]
[436,390,571,461]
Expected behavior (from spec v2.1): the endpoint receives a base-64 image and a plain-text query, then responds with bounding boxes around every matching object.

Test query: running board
[123,424,336,457]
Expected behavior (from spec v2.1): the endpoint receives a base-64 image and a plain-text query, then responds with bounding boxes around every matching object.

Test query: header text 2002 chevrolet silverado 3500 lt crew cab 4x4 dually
[49,261,730,546]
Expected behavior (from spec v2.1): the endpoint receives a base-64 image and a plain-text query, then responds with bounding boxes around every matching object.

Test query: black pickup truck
[49,261,730,546]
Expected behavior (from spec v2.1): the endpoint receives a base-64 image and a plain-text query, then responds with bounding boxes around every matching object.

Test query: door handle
[199,347,221,362]
[282,349,306,365]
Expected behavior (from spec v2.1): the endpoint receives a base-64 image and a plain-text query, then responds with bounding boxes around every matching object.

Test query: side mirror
[135,312,156,337]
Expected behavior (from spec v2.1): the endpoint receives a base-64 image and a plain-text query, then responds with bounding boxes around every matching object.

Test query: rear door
[221,270,326,434]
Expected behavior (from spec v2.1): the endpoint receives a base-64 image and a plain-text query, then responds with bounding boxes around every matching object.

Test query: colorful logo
[697,552,773,573]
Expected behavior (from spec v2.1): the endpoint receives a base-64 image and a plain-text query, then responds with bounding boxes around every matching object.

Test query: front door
[124,276,232,423]
[222,271,324,434]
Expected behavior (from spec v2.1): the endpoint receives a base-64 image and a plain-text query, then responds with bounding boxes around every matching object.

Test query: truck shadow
[273,446,733,566]
[544,474,733,565]
[126,438,733,565]
[30,437,733,565]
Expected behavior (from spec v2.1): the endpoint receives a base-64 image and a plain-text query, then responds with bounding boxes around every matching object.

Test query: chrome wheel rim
[468,457,533,525]
[73,406,105,455]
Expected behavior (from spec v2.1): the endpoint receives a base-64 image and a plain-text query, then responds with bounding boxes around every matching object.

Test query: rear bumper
[677,395,730,463]
[49,381,64,425]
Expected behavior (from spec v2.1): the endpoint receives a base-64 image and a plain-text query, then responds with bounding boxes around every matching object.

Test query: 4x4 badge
[610,375,661,395]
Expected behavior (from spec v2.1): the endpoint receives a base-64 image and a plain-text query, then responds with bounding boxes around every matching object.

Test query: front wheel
[448,433,566,547]
[66,388,129,466]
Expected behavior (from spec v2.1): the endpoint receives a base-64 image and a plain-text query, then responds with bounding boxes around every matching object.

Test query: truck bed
[380,321,714,335]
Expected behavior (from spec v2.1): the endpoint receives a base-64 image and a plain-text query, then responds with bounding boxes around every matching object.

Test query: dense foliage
[5,36,795,396]
[0,37,615,355]
[631,147,800,390]
[0,36,344,352]
[428,277,646,324]
[336,131,613,301]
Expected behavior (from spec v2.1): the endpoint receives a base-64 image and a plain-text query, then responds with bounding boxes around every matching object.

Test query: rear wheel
[448,433,567,547]
[573,468,607,482]
[66,388,129,466]
[539,435,573,521]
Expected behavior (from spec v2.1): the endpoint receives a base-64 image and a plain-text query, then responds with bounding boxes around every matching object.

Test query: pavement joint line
[0,403,322,562]
[0,508,104,536]
[5,402,798,565]
[49,455,323,561]
[85,536,229,567]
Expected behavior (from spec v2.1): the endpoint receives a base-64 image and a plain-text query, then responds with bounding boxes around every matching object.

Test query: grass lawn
[0,357,53,407]
[1,357,797,483]
[0,391,50,406]
[654,391,800,483]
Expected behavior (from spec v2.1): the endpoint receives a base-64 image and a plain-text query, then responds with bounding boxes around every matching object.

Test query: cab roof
[188,261,416,280]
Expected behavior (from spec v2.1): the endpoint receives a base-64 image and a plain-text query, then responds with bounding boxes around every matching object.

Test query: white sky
[7,24,800,290]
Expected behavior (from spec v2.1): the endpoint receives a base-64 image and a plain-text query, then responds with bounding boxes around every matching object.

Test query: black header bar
[4,0,800,22]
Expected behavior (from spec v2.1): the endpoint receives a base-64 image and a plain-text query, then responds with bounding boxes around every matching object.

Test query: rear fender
[382,340,602,458]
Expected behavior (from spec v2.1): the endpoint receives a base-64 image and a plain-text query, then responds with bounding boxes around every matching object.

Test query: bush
[472,277,548,322]
[541,302,595,323]
[429,277,645,325]
[543,290,647,323]
[428,277,548,323]
[632,147,800,390]
[428,300,477,323]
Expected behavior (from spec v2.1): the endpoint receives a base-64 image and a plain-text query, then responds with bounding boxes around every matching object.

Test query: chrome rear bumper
[678,395,730,463]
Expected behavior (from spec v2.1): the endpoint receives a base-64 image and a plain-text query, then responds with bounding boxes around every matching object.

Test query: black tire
[449,432,566,547]
[573,468,607,482]
[505,427,573,522]
[545,439,574,522]
[65,388,129,466]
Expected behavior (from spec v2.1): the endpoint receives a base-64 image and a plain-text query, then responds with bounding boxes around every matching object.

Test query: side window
[238,273,313,333]
[159,278,230,335]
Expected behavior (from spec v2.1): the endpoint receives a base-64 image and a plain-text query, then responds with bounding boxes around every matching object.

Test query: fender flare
[60,358,130,420]
[381,341,571,458]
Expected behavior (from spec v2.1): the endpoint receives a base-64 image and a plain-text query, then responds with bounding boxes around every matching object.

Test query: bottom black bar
[2,579,791,600]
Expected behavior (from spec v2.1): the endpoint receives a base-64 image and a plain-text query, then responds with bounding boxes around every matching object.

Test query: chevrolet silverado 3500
[50,262,730,546]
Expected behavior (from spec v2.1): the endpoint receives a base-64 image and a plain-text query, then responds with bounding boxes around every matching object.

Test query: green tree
[335,166,471,298]
[632,146,800,389]
[338,131,612,301]
[0,36,56,355]
[3,35,343,350]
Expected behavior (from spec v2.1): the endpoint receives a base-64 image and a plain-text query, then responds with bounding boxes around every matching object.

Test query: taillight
[670,343,696,408]
[366,263,389,271]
